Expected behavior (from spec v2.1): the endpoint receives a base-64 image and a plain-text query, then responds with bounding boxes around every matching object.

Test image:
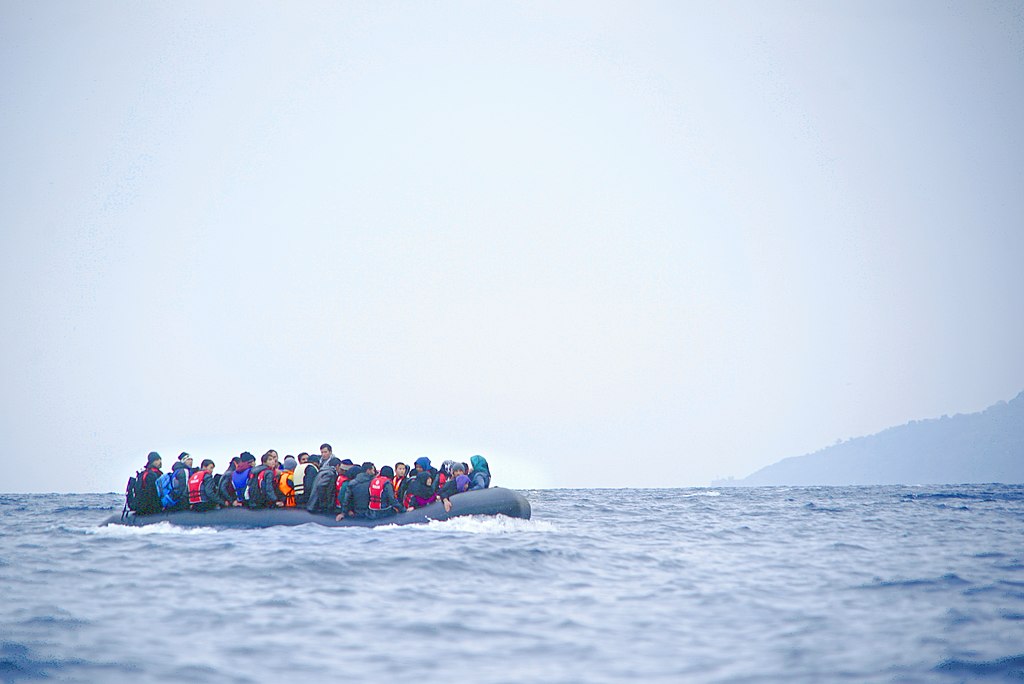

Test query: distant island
[713,391,1024,486]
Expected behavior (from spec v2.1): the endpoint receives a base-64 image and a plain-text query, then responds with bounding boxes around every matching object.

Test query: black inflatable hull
[104,487,531,528]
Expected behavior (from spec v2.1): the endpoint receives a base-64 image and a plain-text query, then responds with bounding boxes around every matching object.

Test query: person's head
[452,462,467,476]
[282,456,297,472]
[395,462,407,478]
[361,462,376,477]
[414,457,431,472]
[147,452,162,469]
[380,465,395,478]
[308,453,322,466]
[200,459,216,473]
[340,458,354,469]
[298,452,309,464]
[470,455,489,474]
[178,452,193,467]
[239,452,256,468]
[320,443,333,460]
[261,451,278,468]
[326,456,342,472]
[226,456,240,472]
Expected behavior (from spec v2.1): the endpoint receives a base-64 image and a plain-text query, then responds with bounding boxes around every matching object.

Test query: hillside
[716,392,1024,486]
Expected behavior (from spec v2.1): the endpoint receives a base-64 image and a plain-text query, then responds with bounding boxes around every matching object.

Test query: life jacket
[277,471,295,507]
[188,470,211,505]
[368,475,389,510]
[292,463,315,497]
[391,475,405,496]
[232,466,252,502]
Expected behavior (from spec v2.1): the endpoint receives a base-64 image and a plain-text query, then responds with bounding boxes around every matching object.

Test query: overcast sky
[2,1,1022,492]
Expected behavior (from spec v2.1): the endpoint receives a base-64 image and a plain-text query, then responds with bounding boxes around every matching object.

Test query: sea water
[1,485,1023,683]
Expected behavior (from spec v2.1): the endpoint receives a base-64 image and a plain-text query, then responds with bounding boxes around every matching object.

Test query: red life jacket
[335,473,349,494]
[368,475,389,510]
[188,470,209,505]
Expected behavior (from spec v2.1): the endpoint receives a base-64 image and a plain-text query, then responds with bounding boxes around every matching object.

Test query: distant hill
[715,391,1024,486]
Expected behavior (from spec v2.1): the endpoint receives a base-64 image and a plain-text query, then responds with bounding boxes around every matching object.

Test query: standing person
[469,455,491,490]
[297,452,310,465]
[134,452,163,515]
[232,452,256,504]
[320,443,334,464]
[188,459,229,511]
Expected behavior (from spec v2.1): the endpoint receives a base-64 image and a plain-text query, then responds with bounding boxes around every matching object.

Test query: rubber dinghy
[105,487,531,529]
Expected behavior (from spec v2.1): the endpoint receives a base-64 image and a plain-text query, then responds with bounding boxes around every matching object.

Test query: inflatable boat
[104,487,531,528]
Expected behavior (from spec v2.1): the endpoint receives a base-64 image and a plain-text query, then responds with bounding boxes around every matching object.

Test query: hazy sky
[2,1,1022,492]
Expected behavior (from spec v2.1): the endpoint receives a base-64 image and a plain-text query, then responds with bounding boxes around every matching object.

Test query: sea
[1,485,1023,683]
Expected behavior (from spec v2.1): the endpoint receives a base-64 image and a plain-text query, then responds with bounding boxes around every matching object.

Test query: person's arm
[384,483,405,512]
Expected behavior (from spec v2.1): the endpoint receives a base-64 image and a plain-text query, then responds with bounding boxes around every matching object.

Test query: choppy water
[1,485,1023,683]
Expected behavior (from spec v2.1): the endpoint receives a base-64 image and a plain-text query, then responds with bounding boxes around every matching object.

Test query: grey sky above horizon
[2,1,1022,492]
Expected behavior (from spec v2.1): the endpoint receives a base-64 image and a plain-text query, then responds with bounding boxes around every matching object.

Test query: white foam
[85,521,219,536]
[378,514,555,535]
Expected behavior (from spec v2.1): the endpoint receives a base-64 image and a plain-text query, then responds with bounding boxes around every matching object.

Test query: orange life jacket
[277,471,295,507]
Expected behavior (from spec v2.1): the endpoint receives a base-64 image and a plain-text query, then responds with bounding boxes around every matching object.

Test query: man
[306,457,342,513]
[169,453,194,510]
[188,459,230,511]
[219,457,243,506]
[134,452,163,514]
[337,462,376,520]
[293,453,319,506]
[232,452,256,504]
[320,443,334,463]
[246,451,284,509]
[392,462,408,500]
[367,465,406,519]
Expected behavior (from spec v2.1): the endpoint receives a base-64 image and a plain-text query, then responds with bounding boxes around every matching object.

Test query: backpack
[123,471,141,517]
[157,471,179,508]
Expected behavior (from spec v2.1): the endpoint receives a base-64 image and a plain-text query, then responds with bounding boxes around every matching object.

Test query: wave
[85,521,219,537]
[378,514,556,535]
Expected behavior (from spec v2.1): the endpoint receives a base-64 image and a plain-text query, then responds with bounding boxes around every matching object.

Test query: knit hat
[326,457,342,468]
[178,452,191,461]
[340,459,354,466]
[239,452,256,463]
[282,456,297,471]
[147,451,161,465]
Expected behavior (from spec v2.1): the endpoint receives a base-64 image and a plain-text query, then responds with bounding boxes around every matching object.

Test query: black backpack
[123,470,144,518]
[245,468,270,507]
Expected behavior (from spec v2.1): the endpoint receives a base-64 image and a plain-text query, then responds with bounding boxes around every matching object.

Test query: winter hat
[414,457,432,470]
[147,451,161,465]
[239,452,256,463]
[451,462,467,474]
[282,456,297,471]
[380,465,395,478]
[340,459,354,466]
[455,474,471,492]
[178,452,191,461]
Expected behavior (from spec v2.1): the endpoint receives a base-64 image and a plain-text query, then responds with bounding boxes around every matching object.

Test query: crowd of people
[125,444,492,521]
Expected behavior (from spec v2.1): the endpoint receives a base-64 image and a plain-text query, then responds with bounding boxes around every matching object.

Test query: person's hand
[335,513,345,522]
[275,501,284,507]
[443,498,452,513]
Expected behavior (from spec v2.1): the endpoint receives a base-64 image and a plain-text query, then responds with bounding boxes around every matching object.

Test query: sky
[1,1,1022,492]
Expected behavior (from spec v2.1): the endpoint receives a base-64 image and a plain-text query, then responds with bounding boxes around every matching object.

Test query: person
[306,457,342,513]
[405,457,439,509]
[436,462,470,512]
[320,443,334,463]
[219,457,242,505]
[232,452,256,504]
[392,462,408,499]
[293,453,319,506]
[334,463,363,514]
[337,462,377,519]
[368,465,405,519]
[278,456,297,507]
[158,454,192,511]
[133,452,163,514]
[188,459,230,511]
[469,455,491,490]
[246,451,283,509]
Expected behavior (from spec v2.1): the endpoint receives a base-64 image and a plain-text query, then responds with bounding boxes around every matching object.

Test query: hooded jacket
[306,467,340,513]
[470,455,491,490]
[339,470,374,517]
[134,465,163,514]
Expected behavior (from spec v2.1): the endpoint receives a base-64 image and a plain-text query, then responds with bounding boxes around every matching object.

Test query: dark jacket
[219,465,237,503]
[168,462,191,510]
[371,480,405,518]
[135,466,163,514]
[339,471,374,517]
[306,467,339,513]
[406,467,439,506]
